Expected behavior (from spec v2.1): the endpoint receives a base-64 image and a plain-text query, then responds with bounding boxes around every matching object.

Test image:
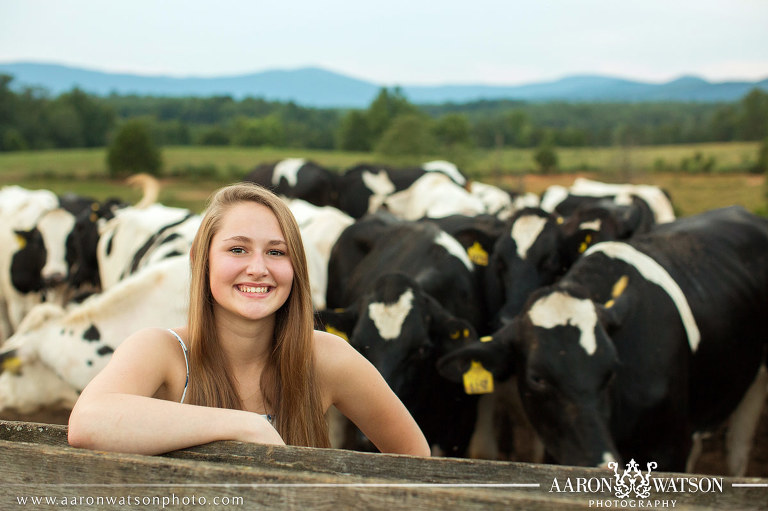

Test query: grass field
[0,142,764,216]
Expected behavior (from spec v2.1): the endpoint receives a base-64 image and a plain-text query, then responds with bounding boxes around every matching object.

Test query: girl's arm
[314,331,430,457]
[68,328,284,455]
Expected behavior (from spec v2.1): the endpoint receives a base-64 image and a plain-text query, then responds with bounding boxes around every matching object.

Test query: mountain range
[1,62,767,108]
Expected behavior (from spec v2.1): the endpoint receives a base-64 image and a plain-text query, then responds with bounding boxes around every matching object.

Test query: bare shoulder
[85,326,189,400]
[116,327,187,359]
[312,329,361,370]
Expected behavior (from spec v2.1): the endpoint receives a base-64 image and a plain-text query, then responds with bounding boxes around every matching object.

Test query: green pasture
[0,142,764,216]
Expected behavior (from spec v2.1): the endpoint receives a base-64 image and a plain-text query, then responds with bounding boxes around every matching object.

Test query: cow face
[10,229,47,294]
[320,273,476,400]
[486,208,566,328]
[67,199,124,290]
[512,287,621,467]
[439,284,625,468]
[36,208,76,288]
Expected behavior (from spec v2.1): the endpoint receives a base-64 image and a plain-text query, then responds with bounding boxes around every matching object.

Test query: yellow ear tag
[463,361,494,395]
[578,234,593,253]
[15,234,26,250]
[605,275,629,308]
[467,242,489,266]
[325,326,349,342]
[1,356,23,375]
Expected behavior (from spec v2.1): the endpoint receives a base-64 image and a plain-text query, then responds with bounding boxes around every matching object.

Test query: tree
[533,138,558,174]
[366,87,418,142]
[375,114,437,158]
[433,113,473,149]
[107,119,162,177]
[336,110,372,151]
[755,136,768,175]
[738,89,768,141]
[232,115,286,147]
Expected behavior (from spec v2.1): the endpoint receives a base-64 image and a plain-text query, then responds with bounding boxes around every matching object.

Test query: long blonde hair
[186,182,329,448]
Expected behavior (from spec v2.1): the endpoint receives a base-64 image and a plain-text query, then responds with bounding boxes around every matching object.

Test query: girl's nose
[246,254,268,276]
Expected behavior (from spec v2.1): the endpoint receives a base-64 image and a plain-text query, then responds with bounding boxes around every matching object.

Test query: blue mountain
[1,62,766,107]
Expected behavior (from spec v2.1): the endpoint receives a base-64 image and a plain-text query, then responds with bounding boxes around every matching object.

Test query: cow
[540,178,676,224]
[96,204,201,290]
[0,256,190,414]
[558,196,657,269]
[421,160,468,187]
[242,158,339,207]
[381,173,486,220]
[335,161,469,219]
[320,219,483,456]
[438,206,768,474]
[0,186,60,340]
[484,207,569,329]
[335,163,400,219]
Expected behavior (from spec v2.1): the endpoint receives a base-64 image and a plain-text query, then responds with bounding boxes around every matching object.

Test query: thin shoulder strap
[166,329,189,404]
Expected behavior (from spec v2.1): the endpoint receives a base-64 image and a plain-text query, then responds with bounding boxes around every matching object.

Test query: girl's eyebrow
[221,235,287,246]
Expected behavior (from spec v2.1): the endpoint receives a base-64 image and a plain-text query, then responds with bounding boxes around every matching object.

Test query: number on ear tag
[463,361,494,395]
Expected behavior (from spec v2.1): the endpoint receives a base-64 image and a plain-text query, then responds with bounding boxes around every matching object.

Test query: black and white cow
[243,158,339,207]
[485,207,569,329]
[0,186,60,340]
[439,206,768,474]
[335,161,469,219]
[540,178,676,224]
[382,173,486,220]
[320,219,483,456]
[335,163,400,219]
[558,196,657,268]
[0,256,190,414]
[97,204,201,290]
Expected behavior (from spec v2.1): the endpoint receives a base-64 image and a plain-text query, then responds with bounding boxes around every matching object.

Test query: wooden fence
[1,420,766,510]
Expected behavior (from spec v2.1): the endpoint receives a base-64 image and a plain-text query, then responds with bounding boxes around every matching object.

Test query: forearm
[68,393,283,455]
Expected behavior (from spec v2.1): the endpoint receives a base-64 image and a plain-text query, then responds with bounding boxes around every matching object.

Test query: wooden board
[1,421,766,510]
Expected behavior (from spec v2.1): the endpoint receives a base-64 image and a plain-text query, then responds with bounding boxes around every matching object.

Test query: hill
[1,62,767,108]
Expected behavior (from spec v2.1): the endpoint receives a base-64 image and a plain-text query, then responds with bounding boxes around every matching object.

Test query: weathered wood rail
[1,420,766,510]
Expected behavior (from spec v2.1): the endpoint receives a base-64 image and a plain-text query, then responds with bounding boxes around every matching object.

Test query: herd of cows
[0,157,766,477]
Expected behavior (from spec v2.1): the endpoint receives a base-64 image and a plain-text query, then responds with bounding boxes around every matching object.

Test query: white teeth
[239,285,268,294]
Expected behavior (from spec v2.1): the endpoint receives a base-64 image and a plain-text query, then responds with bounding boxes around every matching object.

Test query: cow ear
[437,328,516,387]
[314,307,358,344]
[597,275,631,330]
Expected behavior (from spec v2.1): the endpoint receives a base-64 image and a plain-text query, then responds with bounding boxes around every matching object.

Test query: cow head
[67,198,125,290]
[560,198,656,268]
[440,277,634,467]
[318,273,477,399]
[10,229,47,294]
[486,208,567,328]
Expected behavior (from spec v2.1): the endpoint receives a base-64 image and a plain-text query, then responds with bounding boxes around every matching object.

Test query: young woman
[68,182,430,456]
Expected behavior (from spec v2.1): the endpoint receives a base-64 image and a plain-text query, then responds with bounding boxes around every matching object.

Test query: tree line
[1,73,767,154]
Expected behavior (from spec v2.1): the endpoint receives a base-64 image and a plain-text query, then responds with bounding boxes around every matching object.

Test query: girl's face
[208,202,294,323]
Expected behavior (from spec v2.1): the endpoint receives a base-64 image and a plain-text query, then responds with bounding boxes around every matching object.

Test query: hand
[237,413,286,446]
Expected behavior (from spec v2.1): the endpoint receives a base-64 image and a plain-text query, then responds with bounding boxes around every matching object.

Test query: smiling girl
[68,182,429,456]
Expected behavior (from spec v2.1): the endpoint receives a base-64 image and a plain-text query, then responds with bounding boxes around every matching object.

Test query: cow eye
[415,342,433,360]
[527,372,550,393]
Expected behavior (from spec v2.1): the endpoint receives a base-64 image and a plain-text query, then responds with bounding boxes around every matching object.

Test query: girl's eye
[229,247,246,254]
[267,249,285,256]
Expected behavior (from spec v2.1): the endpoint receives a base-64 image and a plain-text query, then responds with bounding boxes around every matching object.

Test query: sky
[1,0,767,86]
